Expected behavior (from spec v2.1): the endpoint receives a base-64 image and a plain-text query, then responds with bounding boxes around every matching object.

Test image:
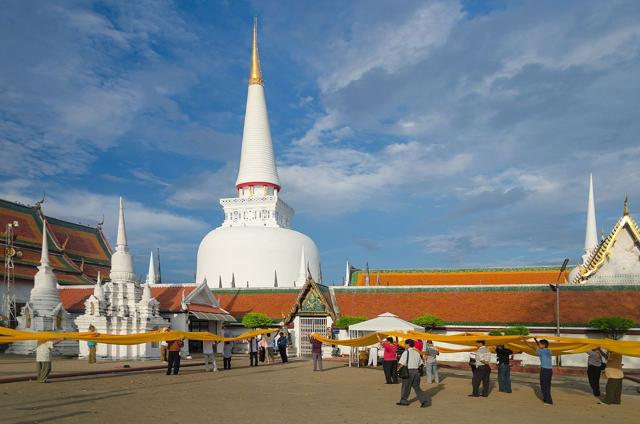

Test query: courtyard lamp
[548,258,569,366]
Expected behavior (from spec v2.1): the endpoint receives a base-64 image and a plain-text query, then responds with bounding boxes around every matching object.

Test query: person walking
[223,341,233,370]
[526,338,553,405]
[277,332,289,363]
[470,340,491,397]
[396,339,429,408]
[36,338,62,383]
[203,340,217,372]
[603,351,624,405]
[87,325,97,364]
[586,348,605,398]
[496,344,513,393]
[309,335,323,371]
[166,339,184,375]
[248,336,259,367]
[424,340,440,384]
[367,343,379,367]
[381,336,399,384]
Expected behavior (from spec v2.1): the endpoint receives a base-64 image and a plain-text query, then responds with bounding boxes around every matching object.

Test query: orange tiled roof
[59,287,93,312]
[188,304,230,314]
[215,289,299,320]
[0,198,110,286]
[353,267,569,287]
[151,286,196,311]
[333,286,640,325]
[48,217,111,263]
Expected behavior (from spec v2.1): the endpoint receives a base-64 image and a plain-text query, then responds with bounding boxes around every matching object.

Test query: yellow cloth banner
[308,330,640,357]
[0,327,278,345]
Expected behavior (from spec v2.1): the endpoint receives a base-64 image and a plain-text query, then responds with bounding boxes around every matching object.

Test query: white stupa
[75,198,166,360]
[8,220,77,355]
[196,21,320,288]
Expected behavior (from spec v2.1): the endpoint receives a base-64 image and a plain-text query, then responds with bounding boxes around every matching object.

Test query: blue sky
[1,0,639,283]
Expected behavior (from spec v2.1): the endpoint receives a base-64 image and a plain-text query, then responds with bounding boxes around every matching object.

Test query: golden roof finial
[624,194,629,216]
[248,17,264,86]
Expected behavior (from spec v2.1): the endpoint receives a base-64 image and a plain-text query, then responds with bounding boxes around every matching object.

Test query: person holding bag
[396,339,429,408]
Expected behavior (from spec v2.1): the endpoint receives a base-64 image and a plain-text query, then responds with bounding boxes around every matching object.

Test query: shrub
[413,314,445,331]
[588,316,635,340]
[241,312,273,328]
[335,316,367,329]
[488,326,529,336]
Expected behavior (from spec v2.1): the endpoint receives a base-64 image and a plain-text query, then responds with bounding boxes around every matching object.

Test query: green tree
[488,326,529,336]
[588,316,635,340]
[241,312,273,328]
[413,314,445,331]
[334,316,367,329]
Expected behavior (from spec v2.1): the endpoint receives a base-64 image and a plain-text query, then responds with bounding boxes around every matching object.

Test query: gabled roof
[284,274,338,324]
[0,198,111,285]
[576,210,640,283]
[350,266,568,286]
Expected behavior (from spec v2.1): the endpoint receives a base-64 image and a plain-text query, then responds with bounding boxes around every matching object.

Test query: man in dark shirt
[495,345,513,393]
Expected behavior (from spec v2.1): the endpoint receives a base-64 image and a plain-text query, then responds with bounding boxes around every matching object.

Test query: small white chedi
[75,198,167,360]
[7,221,77,355]
[196,21,320,288]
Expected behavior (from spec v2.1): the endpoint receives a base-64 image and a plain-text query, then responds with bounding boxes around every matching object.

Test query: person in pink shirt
[414,339,424,352]
[381,336,399,384]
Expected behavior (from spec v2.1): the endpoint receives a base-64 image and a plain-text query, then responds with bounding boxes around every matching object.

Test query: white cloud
[319,1,463,92]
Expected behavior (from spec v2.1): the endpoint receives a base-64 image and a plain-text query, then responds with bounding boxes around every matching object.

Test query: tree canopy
[488,326,529,336]
[588,316,635,340]
[241,312,273,328]
[413,314,444,330]
[335,316,367,329]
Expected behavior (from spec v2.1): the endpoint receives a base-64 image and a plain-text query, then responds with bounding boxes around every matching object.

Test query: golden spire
[248,17,264,86]
[624,194,629,216]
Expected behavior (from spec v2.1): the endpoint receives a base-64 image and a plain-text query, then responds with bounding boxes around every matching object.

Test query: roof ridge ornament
[624,194,629,216]
[248,17,264,86]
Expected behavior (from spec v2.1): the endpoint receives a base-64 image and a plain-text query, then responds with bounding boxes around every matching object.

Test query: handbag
[398,350,411,379]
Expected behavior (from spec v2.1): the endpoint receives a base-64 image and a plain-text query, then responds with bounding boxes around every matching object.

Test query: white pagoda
[75,198,166,360]
[7,221,77,356]
[196,21,320,288]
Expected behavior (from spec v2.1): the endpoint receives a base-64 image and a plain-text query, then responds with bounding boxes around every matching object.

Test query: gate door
[299,316,328,357]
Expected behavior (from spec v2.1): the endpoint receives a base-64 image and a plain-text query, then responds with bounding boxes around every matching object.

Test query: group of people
[371,336,440,407]
[362,336,626,408]
[469,338,624,406]
[159,331,290,375]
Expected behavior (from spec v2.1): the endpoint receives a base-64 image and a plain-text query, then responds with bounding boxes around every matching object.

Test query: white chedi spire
[93,271,104,301]
[110,197,135,282]
[30,220,61,312]
[235,19,281,191]
[583,174,598,264]
[146,251,157,285]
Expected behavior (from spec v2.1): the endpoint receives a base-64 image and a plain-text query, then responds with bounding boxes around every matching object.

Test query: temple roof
[350,266,569,286]
[0,198,111,285]
[575,207,640,283]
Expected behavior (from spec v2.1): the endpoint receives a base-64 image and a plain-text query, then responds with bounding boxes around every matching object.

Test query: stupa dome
[196,226,320,288]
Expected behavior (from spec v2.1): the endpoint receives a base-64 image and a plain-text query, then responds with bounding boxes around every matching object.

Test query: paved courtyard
[0,357,638,424]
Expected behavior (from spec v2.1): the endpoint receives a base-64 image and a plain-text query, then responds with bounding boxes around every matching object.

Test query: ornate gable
[575,203,640,284]
[285,273,337,324]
